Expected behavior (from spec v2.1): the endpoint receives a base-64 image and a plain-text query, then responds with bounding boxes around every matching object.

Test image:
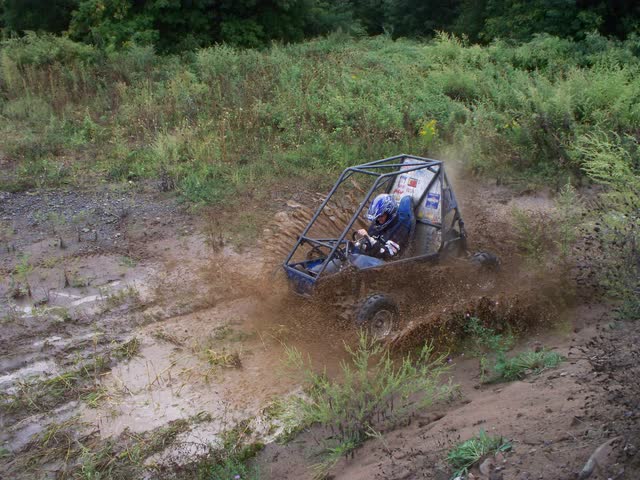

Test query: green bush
[0,32,98,67]
[462,317,564,382]
[1,32,639,205]
[447,429,511,477]
[286,334,454,477]
[572,131,640,319]
[493,350,565,381]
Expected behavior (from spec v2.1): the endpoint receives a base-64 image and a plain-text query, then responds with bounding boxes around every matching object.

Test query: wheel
[355,294,399,341]
[470,251,500,270]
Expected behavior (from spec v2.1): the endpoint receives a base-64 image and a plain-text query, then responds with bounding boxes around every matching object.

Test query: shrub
[462,316,564,382]
[286,334,455,477]
[572,131,640,319]
[447,429,511,478]
[511,207,553,264]
[1,32,639,207]
[493,350,564,381]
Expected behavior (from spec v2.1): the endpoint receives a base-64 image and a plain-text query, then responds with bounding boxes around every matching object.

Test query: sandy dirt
[1,175,638,479]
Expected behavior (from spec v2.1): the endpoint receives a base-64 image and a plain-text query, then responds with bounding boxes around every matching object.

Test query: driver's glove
[381,240,400,256]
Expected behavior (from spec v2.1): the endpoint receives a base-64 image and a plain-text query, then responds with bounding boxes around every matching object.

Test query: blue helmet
[367,194,398,229]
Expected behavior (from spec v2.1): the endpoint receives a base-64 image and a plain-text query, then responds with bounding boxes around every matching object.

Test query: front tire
[355,294,399,341]
[470,251,500,270]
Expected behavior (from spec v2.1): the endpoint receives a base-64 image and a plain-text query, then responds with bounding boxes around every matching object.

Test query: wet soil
[1,176,637,479]
[257,303,640,480]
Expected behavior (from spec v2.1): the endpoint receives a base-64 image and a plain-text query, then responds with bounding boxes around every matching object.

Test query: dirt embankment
[1,175,637,479]
[257,303,640,480]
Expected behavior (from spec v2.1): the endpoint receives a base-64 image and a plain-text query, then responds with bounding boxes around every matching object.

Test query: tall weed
[285,334,454,477]
[573,132,640,319]
[1,32,639,203]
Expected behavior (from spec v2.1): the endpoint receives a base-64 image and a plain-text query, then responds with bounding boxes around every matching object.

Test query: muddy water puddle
[86,293,349,442]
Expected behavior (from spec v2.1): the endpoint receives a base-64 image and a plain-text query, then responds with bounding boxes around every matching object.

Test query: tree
[69,0,336,52]
[482,0,602,42]
[1,0,78,34]
[385,0,462,38]
[577,0,640,39]
[453,0,488,42]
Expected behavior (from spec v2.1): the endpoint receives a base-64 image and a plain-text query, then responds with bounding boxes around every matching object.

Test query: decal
[426,192,440,210]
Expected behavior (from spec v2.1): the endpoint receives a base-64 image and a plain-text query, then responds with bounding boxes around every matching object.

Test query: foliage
[493,349,565,382]
[463,315,514,356]
[2,33,640,204]
[286,333,454,477]
[3,0,640,50]
[511,208,552,264]
[555,182,583,257]
[463,316,564,382]
[67,0,339,52]
[1,0,77,34]
[447,429,511,477]
[572,131,640,319]
[481,0,602,42]
[195,420,262,480]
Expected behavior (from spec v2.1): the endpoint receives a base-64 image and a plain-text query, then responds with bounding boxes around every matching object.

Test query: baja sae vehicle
[282,154,492,340]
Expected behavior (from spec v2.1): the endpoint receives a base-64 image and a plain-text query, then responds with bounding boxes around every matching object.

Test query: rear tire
[355,294,398,341]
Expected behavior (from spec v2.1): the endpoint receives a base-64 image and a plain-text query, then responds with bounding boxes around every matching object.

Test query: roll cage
[283,154,467,296]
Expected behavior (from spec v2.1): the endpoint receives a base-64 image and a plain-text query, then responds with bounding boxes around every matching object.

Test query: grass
[10,254,33,298]
[260,396,309,443]
[10,415,200,479]
[2,32,639,203]
[81,387,109,409]
[0,301,24,324]
[493,349,565,382]
[447,429,511,478]
[462,316,564,383]
[511,207,553,265]
[211,324,253,343]
[285,333,455,478]
[0,337,144,420]
[195,420,263,480]
[119,256,137,268]
[113,337,142,361]
[202,349,242,369]
[101,285,142,311]
[152,328,184,346]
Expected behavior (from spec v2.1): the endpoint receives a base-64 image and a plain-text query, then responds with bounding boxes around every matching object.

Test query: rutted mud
[0,175,626,479]
[0,184,360,477]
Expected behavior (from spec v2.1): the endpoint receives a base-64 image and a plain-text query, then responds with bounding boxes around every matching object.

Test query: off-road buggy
[283,154,495,340]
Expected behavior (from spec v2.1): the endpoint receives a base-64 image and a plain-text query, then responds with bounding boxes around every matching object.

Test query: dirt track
[1,177,638,479]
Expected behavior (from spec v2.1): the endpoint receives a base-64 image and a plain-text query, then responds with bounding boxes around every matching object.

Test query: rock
[480,457,495,476]
[578,436,622,479]
[274,211,289,222]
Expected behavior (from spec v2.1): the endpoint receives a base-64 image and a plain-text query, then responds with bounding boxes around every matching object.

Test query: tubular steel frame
[283,154,466,294]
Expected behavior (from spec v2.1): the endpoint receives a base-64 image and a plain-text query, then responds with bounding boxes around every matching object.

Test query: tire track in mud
[0,175,592,479]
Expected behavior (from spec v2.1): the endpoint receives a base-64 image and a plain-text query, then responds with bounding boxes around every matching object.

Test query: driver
[356,193,413,260]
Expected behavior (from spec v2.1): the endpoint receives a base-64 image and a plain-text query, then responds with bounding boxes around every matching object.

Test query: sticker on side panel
[426,192,440,210]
